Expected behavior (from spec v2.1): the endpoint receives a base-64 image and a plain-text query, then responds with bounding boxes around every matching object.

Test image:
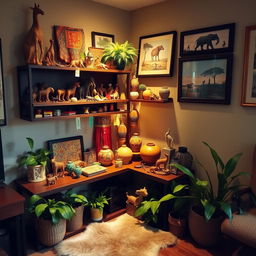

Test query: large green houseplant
[19,137,51,182]
[28,194,75,246]
[101,41,137,70]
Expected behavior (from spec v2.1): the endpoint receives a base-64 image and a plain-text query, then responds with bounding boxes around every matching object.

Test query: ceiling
[91,0,166,11]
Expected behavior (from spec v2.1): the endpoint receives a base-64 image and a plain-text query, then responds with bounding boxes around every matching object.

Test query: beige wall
[0,0,130,183]
[130,0,256,184]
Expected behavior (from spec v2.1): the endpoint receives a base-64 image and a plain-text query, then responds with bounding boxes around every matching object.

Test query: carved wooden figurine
[46,174,57,186]
[39,87,54,102]
[126,187,148,207]
[69,59,85,68]
[57,89,66,101]
[51,158,65,177]
[155,153,168,170]
[42,39,55,66]
[66,82,80,100]
[24,3,44,65]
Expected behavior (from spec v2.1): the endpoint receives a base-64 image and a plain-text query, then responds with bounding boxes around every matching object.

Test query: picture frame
[178,54,233,104]
[47,136,84,165]
[91,31,114,49]
[137,31,177,77]
[241,25,256,107]
[180,23,235,56]
[0,39,6,126]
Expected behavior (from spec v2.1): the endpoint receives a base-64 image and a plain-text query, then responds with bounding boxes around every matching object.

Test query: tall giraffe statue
[24,3,44,65]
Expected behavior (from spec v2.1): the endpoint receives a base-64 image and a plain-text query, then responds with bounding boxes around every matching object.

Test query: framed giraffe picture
[180,23,235,57]
[137,31,177,77]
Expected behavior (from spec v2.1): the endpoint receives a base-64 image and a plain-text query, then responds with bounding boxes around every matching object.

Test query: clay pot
[131,76,139,92]
[27,165,46,183]
[140,143,161,165]
[66,205,84,232]
[98,145,114,166]
[90,208,103,221]
[168,214,187,238]
[129,133,142,152]
[159,87,170,100]
[36,218,66,246]
[117,121,127,138]
[117,144,133,165]
[130,91,139,100]
[143,89,152,100]
[129,108,139,122]
[188,207,223,247]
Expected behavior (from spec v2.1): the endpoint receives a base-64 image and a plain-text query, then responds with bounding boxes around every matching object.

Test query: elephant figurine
[195,33,219,51]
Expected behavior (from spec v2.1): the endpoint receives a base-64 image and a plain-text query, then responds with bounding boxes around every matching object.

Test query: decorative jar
[98,145,114,166]
[143,89,152,100]
[129,108,139,122]
[129,133,142,152]
[159,87,170,100]
[117,120,127,138]
[130,91,139,100]
[117,144,133,165]
[131,75,139,92]
[140,143,161,165]
[174,146,193,169]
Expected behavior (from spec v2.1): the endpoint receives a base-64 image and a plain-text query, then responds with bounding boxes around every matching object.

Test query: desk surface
[0,184,25,220]
[17,162,180,197]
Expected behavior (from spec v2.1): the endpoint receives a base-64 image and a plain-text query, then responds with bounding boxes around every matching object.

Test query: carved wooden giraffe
[24,3,44,64]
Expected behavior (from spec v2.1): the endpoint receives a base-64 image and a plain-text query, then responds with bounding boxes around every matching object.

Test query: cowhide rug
[56,213,177,256]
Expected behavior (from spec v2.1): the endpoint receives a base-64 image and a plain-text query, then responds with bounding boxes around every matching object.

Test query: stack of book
[81,165,107,177]
[43,110,53,117]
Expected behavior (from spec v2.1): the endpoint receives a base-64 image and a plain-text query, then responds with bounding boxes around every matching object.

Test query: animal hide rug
[56,213,177,256]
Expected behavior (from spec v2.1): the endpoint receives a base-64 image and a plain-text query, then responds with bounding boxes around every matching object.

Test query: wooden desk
[0,184,26,256]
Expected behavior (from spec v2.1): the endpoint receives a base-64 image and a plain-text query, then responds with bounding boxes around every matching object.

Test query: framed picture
[241,25,256,106]
[91,32,114,49]
[137,31,177,77]
[180,23,235,56]
[178,54,233,104]
[0,39,6,126]
[47,136,84,165]
[88,47,104,67]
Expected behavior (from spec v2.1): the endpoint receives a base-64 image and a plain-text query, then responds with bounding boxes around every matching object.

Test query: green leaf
[173,184,188,194]
[220,202,232,221]
[150,201,160,215]
[26,137,34,151]
[28,195,43,206]
[195,179,208,187]
[170,163,195,180]
[159,194,175,202]
[35,204,48,217]
[135,201,151,217]
[201,199,216,221]
[224,153,243,178]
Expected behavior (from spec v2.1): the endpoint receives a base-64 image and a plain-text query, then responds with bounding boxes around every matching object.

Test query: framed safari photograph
[91,31,114,49]
[0,39,6,126]
[137,31,177,77]
[180,23,235,56]
[178,54,233,104]
[241,25,256,106]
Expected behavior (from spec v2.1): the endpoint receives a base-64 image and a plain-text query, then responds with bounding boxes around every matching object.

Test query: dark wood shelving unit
[130,98,173,103]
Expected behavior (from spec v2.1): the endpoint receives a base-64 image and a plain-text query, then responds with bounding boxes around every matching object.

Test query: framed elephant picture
[137,31,177,77]
[180,23,235,56]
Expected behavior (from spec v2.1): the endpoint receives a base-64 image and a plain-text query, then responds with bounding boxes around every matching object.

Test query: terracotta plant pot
[90,208,103,222]
[140,143,161,165]
[36,218,66,246]
[168,214,187,238]
[117,144,133,165]
[27,165,46,183]
[98,145,114,166]
[188,207,223,247]
[66,205,84,232]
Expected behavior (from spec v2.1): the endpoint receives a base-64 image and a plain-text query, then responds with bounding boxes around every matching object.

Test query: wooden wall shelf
[130,98,173,103]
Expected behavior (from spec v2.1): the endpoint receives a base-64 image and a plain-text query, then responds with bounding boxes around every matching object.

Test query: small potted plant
[19,137,51,182]
[62,189,88,232]
[88,192,110,221]
[101,41,137,70]
[28,194,75,246]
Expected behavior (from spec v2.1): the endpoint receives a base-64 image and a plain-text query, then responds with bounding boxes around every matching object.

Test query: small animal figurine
[57,89,66,101]
[86,77,98,97]
[66,161,82,178]
[69,59,85,68]
[126,187,148,207]
[51,158,65,177]
[42,39,55,66]
[165,129,174,149]
[97,83,107,97]
[46,174,58,186]
[24,4,44,65]
[66,82,80,101]
[38,87,54,102]
[106,83,113,99]
[155,153,168,170]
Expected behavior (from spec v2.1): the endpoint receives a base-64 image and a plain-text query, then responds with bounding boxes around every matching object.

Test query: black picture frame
[137,31,177,77]
[178,54,233,104]
[91,31,115,49]
[180,23,235,56]
[0,39,7,126]
[47,136,84,165]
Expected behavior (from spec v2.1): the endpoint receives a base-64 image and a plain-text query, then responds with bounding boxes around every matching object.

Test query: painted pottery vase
[129,133,142,152]
[117,121,127,138]
[131,75,139,92]
[174,146,193,170]
[159,87,170,100]
[98,145,114,166]
[143,88,152,100]
[117,144,133,165]
[27,165,46,182]
[129,108,139,122]
[140,142,161,165]
[130,91,139,100]
[120,92,126,100]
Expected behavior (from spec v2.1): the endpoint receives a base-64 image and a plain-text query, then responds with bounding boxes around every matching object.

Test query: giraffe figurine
[24,3,44,65]
[43,39,55,66]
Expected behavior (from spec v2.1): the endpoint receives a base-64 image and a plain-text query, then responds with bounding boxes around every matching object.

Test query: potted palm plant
[62,189,88,232]
[19,137,51,182]
[28,194,75,246]
[88,192,110,221]
[101,41,137,70]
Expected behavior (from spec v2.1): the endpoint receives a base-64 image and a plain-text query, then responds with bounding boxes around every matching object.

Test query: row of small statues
[32,79,120,102]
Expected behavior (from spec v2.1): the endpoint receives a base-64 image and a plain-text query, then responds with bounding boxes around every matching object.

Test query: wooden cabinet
[17,65,131,121]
